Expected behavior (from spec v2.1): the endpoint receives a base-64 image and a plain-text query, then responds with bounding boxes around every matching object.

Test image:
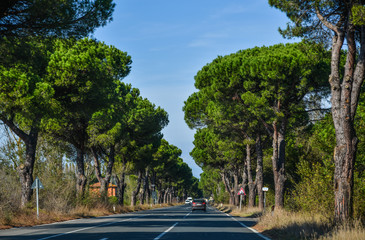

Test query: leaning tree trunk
[246,143,256,208]
[92,146,115,199]
[272,117,286,210]
[131,171,143,206]
[221,171,234,205]
[255,135,264,210]
[1,118,39,207]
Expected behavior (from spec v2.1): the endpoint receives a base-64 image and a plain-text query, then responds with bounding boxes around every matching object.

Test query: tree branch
[316,9,341,35]
[0,114,29,141]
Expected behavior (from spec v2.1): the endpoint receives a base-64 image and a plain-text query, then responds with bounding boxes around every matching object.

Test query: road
[0,205,270,240]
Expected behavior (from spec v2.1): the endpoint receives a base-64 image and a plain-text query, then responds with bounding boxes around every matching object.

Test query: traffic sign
[238,187,246,195]
[31,177,44,189]
[262,187,269,192]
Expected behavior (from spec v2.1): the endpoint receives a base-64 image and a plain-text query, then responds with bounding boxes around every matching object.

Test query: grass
[214,204,365,240]
[0,203,175,229]
[256,208,332,239]
[317,221,365,240]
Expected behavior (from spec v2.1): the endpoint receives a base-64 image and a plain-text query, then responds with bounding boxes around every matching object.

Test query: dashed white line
[153,210,190,240]
[183,211,192,219]
[153,222,179,240]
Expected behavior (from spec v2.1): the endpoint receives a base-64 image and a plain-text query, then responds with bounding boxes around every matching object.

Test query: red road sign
[238,187,246,195]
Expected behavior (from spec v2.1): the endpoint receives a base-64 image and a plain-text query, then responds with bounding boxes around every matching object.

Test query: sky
[93,0,297,178]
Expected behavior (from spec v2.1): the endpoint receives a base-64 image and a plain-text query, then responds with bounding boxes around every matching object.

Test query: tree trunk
[75,147,87,198]
[92,146,115,199]
[164,187,169,204]
[146,185,151,204]
[331,22,364,222]
[139,168,149,205]
[233,171,239,206]
[246,143,256,208]
[115,174,126,206]
[131,171,142,206]
[272,118,286,209]
[146,174,151,204]
[255,135,264,210]
[0,118,39,208]
[115,159,127,205]
[18,128,38,207]
[158,187,164,204]
[221,171,234,205]
[241,157,248,207]
[169,188,173,204]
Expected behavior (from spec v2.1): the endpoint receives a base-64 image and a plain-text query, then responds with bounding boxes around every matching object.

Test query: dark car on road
[192,198,206,211]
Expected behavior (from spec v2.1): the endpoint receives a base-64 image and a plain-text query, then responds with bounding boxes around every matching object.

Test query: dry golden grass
[0,203,176,229]
[317,221,365,240]
[255,208,331,239]
[213,204,365,240]
[231,206,263,218]
[251,208,365,240]
[0,208,76,229]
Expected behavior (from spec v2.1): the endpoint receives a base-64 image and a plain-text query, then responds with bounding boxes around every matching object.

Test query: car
[185,197,193,204]
[191,198,206,211]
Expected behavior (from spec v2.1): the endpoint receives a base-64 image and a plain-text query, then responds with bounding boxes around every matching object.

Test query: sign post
[237,187,246,211]
[31,177,44,219]
[262,187,269,213]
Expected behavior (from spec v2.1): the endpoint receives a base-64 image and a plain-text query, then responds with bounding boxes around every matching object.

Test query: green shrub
[290,158,334,216]
[109,196,118,205]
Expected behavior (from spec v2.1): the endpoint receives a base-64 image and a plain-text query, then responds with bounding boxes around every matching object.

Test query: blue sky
[93,0,297,178]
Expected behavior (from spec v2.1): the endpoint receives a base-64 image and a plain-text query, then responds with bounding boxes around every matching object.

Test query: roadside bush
[40,174,76,214]
[290,158,334,217]
[0,168,20,224]
[353,172,365,221]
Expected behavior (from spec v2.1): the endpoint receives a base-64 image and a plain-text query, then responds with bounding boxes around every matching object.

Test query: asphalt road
[0,205,270,240]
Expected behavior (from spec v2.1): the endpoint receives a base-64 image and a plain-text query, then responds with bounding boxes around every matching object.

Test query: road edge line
[224,213,270,240]
[36,215,144,240]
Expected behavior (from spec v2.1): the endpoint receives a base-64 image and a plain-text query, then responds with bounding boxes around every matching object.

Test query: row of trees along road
[184,42,331,212]
[0,0,114,206]
[0,0,116,208]
[186,0,365,223]
[269,0,365,222]
[0,0,200,210]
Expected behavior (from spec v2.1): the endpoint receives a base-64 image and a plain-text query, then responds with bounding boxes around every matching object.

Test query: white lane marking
[225,213,271,240]
[100,238,108,240]
[183,211,192,219]
[36,215,146,240]
[153,210,190,240]
[154,222,178,240]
